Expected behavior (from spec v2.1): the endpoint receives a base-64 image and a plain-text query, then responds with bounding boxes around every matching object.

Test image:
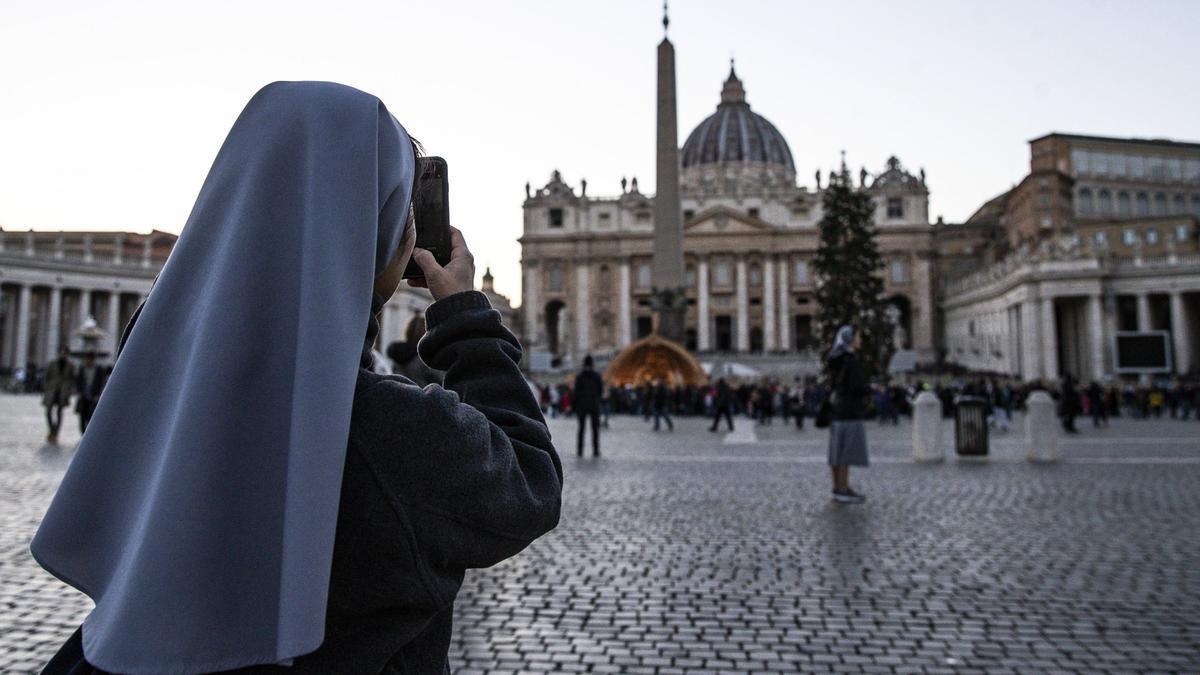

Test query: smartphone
[402,156,452,279]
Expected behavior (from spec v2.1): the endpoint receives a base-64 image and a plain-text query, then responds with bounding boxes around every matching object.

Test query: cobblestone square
[3,394,1199,673]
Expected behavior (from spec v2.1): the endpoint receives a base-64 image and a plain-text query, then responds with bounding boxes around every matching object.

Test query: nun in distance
[33,82,563,674]
[826,324,871,503]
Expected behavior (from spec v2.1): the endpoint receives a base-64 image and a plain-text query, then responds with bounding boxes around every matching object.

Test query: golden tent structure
[603,334,708,387]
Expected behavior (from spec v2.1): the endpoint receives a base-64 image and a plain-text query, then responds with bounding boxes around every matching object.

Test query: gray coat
[42,357,75,407]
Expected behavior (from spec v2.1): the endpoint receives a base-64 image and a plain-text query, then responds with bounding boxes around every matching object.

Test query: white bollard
[912,390,944,462]
[1025,390,1058,461]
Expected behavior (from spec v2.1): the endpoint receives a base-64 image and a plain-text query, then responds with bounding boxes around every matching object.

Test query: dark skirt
[828,420,869,467]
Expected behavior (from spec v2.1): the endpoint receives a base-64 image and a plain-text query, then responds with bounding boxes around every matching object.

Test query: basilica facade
[520,68,938,373]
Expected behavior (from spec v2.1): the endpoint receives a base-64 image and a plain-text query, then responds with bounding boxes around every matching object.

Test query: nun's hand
[409,226,475,301]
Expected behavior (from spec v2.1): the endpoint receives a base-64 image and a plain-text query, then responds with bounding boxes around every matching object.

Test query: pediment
[684,206,773,234]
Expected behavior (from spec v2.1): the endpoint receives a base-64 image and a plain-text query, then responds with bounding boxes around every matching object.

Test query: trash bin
[954,395,989,456]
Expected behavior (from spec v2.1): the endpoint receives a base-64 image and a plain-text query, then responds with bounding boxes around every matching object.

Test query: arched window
[793,261,809,285]
[1154,192,1168,216]
[548,263,564,292]
[1097,189,1112,215]
[1192,194,1200,216]
[1117,191,1132,217]
[1078,188,1094,215]
[1136,192,1150,216]
[1173,194,1187,215]
[748,263,762,286]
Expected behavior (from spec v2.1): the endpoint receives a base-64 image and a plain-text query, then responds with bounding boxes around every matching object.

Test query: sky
[2,0,1198,306]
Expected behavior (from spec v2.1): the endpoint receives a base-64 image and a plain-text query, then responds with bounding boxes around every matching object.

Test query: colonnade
[1,282,146,370]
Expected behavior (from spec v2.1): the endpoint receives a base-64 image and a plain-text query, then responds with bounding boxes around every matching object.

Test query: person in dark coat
[573,354,604,457]
[42,346,75,444]
[35,83,562,675]
[73,351,108,434]
[650,379,674,431]
[1060,374,1081,433]
[826,325,871,503]
[709,377,735,431]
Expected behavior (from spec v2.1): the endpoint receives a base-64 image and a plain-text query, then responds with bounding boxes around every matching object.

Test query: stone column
[46,286,62,358]
[777,258,790,351]
[113,234,125,265]
[14,285,31,368]
[1040,296,1058,381]
[1087,294,1106,381]
[1020,300,1041,382]
[762,257,776,352]
[107,291,121,356]
[523,265,539,347]
[1170,290,1191,374]
[618,262,631,348]
[735,258,749,352]
[1136,292,1151,331]
[575,263,590,355]
[83,234,94,263]
[80,288,93,322]
[697,258,710,351]
[912,256,935,351]
[24,231,35,256]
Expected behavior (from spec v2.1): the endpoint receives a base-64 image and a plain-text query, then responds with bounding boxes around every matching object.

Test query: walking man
[42,347,75,444]
[573,355,604,458]
[651,378,674,431]
[709,377,735,432]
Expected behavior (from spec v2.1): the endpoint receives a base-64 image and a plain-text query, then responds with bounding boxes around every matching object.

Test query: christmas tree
[812,161,891,377]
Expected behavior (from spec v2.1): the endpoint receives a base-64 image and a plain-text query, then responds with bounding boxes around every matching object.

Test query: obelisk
[652,3,686,343]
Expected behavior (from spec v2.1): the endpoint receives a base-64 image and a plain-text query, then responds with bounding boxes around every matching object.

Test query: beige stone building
[941,133,1200,381]
[520,68,938,373]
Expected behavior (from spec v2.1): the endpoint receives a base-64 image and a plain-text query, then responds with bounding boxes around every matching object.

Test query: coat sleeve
[350,291,563,570]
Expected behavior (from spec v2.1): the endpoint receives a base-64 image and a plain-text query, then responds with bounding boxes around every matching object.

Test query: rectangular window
[637,264,651,288]
[683,209,694,221]
[889,260,908,284]
[598,212,611,222]
[886,197,903,218]
[1122,229,1137,245]
[748,207,760,219]
[635,211,651,223]
[714,261,731,286]
[548,208,564,227]
[1145,228,1159,245]
[1092,231,1107,246]
[1177,224,1191,242]
[793,261,808,285]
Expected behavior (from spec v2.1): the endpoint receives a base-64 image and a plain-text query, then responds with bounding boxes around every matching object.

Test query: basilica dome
[681,66,795,171]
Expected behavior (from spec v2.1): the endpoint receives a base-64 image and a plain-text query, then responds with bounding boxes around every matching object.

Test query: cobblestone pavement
[2,393,1199,673]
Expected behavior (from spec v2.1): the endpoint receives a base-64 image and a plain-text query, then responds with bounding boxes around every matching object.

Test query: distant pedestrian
[709,377,735,432]
[74,350,108,434]
[826,325,871,504]
[1087,381,1108,428]
[1060,375,1080,434]
[42,347,75,444]
[651,379,674,431]
[573,355,604,457]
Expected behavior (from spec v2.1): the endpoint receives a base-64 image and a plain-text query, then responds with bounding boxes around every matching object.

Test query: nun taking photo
[826,324,871,504]
[32,82,563,674]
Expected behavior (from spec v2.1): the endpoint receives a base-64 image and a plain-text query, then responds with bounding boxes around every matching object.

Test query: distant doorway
[715,316,733,351]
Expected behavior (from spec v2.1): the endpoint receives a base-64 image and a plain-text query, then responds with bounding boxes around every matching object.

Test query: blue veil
[31,81,416,673]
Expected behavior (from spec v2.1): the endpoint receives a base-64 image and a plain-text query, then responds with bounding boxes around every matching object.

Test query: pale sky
[3,1,1198,306]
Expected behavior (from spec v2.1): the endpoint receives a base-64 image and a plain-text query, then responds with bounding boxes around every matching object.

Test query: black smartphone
[402,156,452,279]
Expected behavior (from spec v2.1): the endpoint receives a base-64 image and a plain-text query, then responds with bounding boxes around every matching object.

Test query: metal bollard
[912,390,943,461]
[1025,390,1058,461]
